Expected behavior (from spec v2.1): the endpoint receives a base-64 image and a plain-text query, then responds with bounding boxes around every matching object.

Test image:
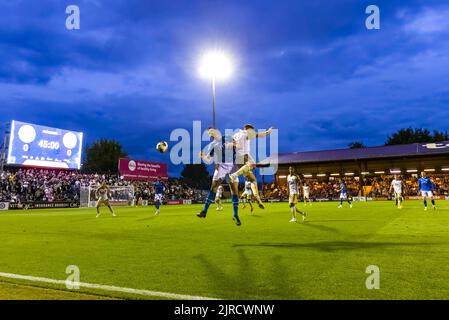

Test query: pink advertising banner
[118,158,168,181]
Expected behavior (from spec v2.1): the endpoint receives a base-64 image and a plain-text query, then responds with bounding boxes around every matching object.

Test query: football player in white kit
[287,167,307,222]
[389,175,403,209]
[95,183,116,218]
[229,124,273,210]
[240,180,254,212]
[302,183,312,206]
[215,185,224,211]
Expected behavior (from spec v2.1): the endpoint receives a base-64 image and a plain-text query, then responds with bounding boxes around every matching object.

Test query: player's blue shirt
[340,183,347,194]
[154,181,165,194]
[418,177,433,191]
[204,136,236,164]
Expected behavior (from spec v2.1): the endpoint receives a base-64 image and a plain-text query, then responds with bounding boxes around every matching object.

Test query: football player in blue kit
[153,178,166,215]
[197,127,242,226]
[338,180,353,208]
[418,172,436,211]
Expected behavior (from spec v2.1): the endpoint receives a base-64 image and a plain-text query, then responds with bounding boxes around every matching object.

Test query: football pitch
[0,201,448,300]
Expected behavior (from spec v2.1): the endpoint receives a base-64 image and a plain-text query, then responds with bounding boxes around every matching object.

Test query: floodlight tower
[198,50,233,128]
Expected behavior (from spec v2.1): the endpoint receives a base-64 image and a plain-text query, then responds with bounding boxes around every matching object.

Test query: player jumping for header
[389,175,403,209]
[287,167,307,222]
[95,183,116,218]
[153,177,166,215]
[338,179,353,208]
[229,124,273,210]
[197,127,242,226]
[418,171,436,211]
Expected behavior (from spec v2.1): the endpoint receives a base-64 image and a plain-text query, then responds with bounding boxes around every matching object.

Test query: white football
[156,141,168,153]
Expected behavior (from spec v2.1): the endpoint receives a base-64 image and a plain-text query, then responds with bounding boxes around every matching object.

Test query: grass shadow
[233,241,437,252]
[301,221,341,234]
[194,249,295,299]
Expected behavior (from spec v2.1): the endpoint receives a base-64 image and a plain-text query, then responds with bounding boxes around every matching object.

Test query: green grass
[0,200,448,300]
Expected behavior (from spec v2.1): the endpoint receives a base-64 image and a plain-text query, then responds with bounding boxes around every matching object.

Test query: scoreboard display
[7,120,83,169]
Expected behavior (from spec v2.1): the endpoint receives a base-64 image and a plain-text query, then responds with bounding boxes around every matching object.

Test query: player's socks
[424,199,427,208]
[250,181,265,209]
[295,206,306,221]
[295,207,306,216]
[202,191,216,214]
[231,194,239,219]
[431,199,436,208]
[250,182,262,204]
[233,216,242,226]
[340,199,343,206]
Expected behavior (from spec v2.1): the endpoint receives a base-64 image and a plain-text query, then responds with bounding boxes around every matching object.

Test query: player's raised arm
[199,151,213,164]
[256,127,274,138]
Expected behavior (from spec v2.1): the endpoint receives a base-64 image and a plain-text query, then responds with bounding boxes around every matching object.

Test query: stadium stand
[0,168,204,206]
[268,141,449,201]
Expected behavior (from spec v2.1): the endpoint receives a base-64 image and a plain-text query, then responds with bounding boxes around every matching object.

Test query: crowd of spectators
[1,168,448,205]
[0,168,203,204]
[263,175,449,200]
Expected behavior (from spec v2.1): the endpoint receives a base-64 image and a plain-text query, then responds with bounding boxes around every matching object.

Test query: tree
[348,141,366,149]
[385,128,449,145]
[181,164,211,190]
[83,139,127,173]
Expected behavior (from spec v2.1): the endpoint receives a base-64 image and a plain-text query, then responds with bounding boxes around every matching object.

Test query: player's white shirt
[233,129,250,156]
[287,175,300,195]
[97,188,109,200]
[217,185,224,197]
[391,179,402,194]
[243,181,253,195]
[303,185,310,197]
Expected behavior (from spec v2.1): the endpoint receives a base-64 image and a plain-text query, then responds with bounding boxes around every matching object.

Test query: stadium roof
[277,141,449,165]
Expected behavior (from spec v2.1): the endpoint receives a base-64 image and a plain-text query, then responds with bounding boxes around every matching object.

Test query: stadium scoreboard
[7,120,83,169]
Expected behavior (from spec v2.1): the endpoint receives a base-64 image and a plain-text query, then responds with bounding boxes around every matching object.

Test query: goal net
[80,184,135,208]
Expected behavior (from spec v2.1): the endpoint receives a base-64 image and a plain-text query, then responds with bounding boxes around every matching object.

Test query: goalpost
[80,184,135,208]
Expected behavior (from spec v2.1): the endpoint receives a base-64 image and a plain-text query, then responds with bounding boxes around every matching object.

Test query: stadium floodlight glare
[345,172,354,176]
[407,169,418,173]
[374,171,385,174]
[278,175,287,179]
[442,168,449,171]
[317,173,326,177]
[390,169,401,174]
[361,172,370,175]
[424,168,435,172]
[330,173,340,176]
[198,50,234,128]
[303,174,313,178]
[198,51,233,80]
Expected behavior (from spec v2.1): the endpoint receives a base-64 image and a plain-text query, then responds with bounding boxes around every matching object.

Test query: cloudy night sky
[1,0,448,176]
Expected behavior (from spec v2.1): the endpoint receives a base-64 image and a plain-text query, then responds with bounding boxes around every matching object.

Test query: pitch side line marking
[0,272,219,300]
